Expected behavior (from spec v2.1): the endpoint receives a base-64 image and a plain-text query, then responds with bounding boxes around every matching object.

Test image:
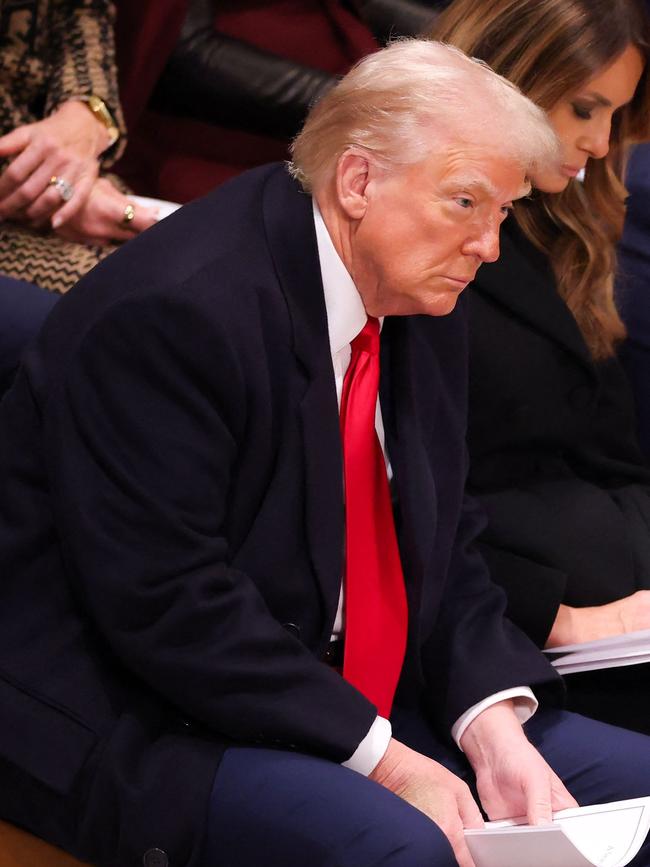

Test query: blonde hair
[432,0,650,359]
[289,39,559,193]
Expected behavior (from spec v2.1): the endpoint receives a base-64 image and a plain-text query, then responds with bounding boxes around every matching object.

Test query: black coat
[466,218,650,648]
[618,142,650,460]
[0,165,557,867]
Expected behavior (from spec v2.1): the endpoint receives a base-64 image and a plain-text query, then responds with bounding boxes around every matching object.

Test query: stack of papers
[465,797,650,867]
[543,628,650,675]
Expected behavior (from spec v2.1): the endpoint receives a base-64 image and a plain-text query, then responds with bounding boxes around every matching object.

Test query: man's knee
[206,747,458,867]
[376,816,457,867]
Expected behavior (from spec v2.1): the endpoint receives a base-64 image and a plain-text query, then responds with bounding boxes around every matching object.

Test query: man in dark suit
[1,39,650,867]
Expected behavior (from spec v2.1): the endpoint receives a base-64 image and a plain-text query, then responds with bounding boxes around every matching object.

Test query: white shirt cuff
[451,686,538,750]
[342,716,392,776]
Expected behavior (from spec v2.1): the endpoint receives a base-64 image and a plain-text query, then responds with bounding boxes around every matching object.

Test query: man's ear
[335,150,373,220]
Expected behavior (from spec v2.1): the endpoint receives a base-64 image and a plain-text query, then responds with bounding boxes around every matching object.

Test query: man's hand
[369,737,484,867]
[55,178,158,247]
[0,100,109,227]
[547,592,650,648]
[461,700,577,824]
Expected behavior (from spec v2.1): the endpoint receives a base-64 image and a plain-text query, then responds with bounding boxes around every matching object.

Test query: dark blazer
[617,142,650,460]
[0,165,557,867]
[466,217,650,647]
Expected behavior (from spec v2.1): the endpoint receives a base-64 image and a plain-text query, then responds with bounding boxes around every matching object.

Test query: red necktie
[339,317,408,717]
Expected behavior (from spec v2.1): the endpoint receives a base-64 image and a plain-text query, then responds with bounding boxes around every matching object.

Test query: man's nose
[464,226,500,263]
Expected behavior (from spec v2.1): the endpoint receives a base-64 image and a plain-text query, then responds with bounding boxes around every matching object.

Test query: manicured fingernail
[51,214,61,228]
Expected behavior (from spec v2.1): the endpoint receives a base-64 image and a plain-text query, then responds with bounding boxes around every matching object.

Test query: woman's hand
[546,591,650,647]
[55,178,158,247]
[0,100,111,227]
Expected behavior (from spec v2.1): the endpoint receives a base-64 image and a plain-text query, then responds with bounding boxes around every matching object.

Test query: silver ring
[49,175,74,203]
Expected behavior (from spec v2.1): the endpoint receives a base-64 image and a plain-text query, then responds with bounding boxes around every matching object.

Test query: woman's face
[532,43,644,192]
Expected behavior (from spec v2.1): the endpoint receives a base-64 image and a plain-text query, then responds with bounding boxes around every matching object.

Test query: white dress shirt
[312,201,537,776]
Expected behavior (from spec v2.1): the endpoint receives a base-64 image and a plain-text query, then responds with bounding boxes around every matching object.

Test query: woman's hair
[431,0,650,359]
[289,39,558,194]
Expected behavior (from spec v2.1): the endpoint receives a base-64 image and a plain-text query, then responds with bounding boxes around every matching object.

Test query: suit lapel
[262,167,344,634]
[474,219,594,372]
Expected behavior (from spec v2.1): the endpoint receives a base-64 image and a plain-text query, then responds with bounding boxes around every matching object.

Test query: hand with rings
[49,175,75,203]
[55,178,159,247]
[0,99,110,228]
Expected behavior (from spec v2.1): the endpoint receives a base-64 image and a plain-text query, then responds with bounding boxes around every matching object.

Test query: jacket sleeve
[45,0,126,163]
[421,492,563,733]
[476,540,568,648]
[47,286,376,763]
[349,0,442,40]
[150,0,441,138]
[150,0,335,139]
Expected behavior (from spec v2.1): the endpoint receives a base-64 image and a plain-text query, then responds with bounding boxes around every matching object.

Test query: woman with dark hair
[430,0,650,731]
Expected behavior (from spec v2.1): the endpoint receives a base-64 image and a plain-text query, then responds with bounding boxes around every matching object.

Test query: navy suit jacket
[0,164,558,867]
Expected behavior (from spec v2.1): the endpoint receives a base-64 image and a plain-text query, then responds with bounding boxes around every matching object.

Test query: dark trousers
[0,275,58,397]
[204,707,650,867]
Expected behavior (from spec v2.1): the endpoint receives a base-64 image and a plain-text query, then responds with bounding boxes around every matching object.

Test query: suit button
[143,849,168,867]
[283,622,301,638]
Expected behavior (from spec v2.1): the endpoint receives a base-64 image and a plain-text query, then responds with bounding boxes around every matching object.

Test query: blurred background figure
[0,0,158,294]
[114,0,439,203]
[0,0,158,398]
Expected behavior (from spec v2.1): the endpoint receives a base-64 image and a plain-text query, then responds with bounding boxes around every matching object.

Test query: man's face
[348,146,528,318]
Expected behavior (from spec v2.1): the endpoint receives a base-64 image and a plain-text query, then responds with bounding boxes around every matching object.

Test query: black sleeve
[149,0,336,139]
[477,542,568,648]
[349,0,444,40]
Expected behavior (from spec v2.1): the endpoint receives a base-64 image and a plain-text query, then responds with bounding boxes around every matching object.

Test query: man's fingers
[524,772,554,826]
[550,772,578,813]
[445,817,478,867]
[457,785,485,830]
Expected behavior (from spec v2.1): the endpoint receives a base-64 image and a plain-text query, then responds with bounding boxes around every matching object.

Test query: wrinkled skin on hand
[0,100,108,227]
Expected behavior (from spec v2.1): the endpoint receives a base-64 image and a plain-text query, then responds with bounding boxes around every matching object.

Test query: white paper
[131,195,181,221]
[544,628,650,675]
[465,798,650,867]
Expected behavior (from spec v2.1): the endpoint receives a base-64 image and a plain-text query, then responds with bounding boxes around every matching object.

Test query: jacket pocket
[0,673,97,795]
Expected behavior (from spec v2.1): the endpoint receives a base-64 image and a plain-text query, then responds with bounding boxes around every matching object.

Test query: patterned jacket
[0,0,125,165]
[0,0,127,292]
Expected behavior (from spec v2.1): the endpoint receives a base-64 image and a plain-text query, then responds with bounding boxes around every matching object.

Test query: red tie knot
[352,317,380,356]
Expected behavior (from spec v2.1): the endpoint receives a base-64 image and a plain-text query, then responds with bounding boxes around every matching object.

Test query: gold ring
[122,203,135,225]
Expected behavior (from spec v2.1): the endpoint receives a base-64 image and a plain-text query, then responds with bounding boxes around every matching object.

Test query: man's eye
[455,197,473,209]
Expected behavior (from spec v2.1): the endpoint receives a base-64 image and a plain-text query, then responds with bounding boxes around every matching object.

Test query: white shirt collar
[313,199,368,355]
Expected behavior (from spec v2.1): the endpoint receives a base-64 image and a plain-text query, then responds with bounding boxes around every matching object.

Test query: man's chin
[418,291,461,318]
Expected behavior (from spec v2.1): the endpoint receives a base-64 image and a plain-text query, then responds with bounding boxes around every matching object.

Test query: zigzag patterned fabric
[0,1,127,294]
[0,223,116,294]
